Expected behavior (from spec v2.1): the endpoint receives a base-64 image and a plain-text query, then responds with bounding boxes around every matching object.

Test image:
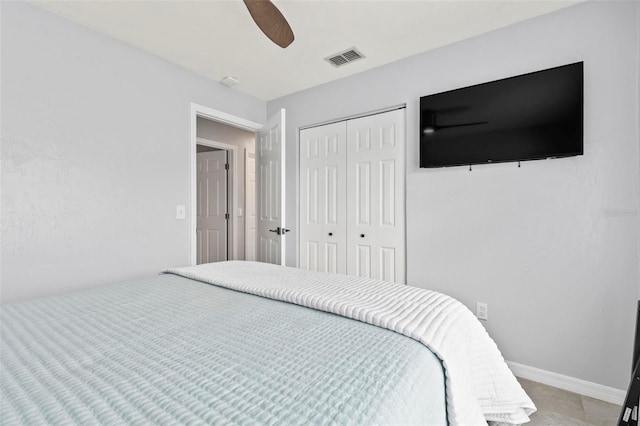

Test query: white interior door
[196,149,228,264]
[256,109,286,265]
[299,122,347,273]
[346,109,405,283]
[245,148,257,261]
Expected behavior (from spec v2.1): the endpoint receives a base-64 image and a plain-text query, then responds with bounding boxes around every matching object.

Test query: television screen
[420,62,583,168]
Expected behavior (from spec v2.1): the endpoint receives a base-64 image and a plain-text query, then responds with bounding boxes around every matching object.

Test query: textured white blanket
[164,261,536,425]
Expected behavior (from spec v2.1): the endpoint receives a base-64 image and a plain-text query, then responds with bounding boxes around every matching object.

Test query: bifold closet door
[346,109,405,283]
[299,121,347,274]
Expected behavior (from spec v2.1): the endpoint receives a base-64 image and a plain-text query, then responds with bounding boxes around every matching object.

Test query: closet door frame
[298,106,406,282]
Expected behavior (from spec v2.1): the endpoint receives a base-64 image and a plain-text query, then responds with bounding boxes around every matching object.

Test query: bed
[0,261,535,425]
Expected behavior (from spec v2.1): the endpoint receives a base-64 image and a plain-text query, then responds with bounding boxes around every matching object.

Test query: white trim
[279,109,287,266]
[195,138,238,262]
[298,104,406,131]
[294,128,300,268]
[244,148,256,261]
[190,103,262,266]
[507,361,626,405]
[192,103,262,133]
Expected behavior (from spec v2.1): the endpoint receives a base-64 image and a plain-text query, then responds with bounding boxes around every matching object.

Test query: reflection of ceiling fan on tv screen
[421,109,488,135]
[243,0,294,48]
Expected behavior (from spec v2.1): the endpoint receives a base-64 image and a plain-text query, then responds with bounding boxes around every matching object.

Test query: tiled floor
[517,377,622,426]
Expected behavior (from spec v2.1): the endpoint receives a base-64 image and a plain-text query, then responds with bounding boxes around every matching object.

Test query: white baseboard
[506,361,626,405]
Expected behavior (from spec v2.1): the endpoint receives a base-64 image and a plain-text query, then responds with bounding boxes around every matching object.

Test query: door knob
[269,227,290,235]
[360,234,365,238]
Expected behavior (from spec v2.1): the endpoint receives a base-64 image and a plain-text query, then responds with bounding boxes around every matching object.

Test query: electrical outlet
[476,302,488,321]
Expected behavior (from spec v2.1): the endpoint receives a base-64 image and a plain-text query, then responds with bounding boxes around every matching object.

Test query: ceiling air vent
[325,47,365,68]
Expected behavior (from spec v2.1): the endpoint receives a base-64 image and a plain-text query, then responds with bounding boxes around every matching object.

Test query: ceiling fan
[243,0,294,48]
[422,109,488,135]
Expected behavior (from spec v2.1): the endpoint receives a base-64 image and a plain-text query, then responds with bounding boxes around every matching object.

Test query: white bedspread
[164,261,536,426]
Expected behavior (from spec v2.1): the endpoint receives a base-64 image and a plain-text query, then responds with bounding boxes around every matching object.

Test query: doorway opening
[190,103,287,267]
[192,106,261,265]
[196,143,230,264]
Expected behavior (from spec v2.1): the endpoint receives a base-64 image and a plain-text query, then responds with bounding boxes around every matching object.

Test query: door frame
[244,148,256,261]
[195,137,237,262]
[190,103,262,266]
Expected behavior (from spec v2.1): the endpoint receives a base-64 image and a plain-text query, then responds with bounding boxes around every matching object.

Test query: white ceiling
[32,0,581,101]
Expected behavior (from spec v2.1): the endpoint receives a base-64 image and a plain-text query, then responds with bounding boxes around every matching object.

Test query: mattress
[165,261,535,425]
[0,273,447,425]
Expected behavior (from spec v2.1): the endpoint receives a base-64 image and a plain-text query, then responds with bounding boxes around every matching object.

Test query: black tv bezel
[419,62,584,169]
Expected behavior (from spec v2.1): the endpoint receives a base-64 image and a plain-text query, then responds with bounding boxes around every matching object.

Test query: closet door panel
[347,109,405,283]
[379,247,396,282]
[380,159,396,227]
[356,244,371,278]
[325,166,339,225]
[306,241,319,271]
[299,122,347,274]
[355,161,371,226]
[325,242,338,273]
[306,167,319,224]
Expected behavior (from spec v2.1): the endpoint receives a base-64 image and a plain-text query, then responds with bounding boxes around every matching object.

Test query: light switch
[176,205,186,220]
[237,208,243,217]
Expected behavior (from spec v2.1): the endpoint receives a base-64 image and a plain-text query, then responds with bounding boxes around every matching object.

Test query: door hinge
[225,163,229,170]
[225,213,230,220]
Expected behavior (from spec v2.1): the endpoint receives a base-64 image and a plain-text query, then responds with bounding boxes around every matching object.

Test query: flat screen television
[420,62,583,168]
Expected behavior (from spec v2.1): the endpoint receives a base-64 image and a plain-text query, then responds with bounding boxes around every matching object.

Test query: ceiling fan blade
[243,0,294,48]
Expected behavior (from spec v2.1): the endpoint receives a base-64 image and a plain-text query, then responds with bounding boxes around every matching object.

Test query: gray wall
[268,1,640,390]
[1,1,266,303]
[196,117,255,260]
